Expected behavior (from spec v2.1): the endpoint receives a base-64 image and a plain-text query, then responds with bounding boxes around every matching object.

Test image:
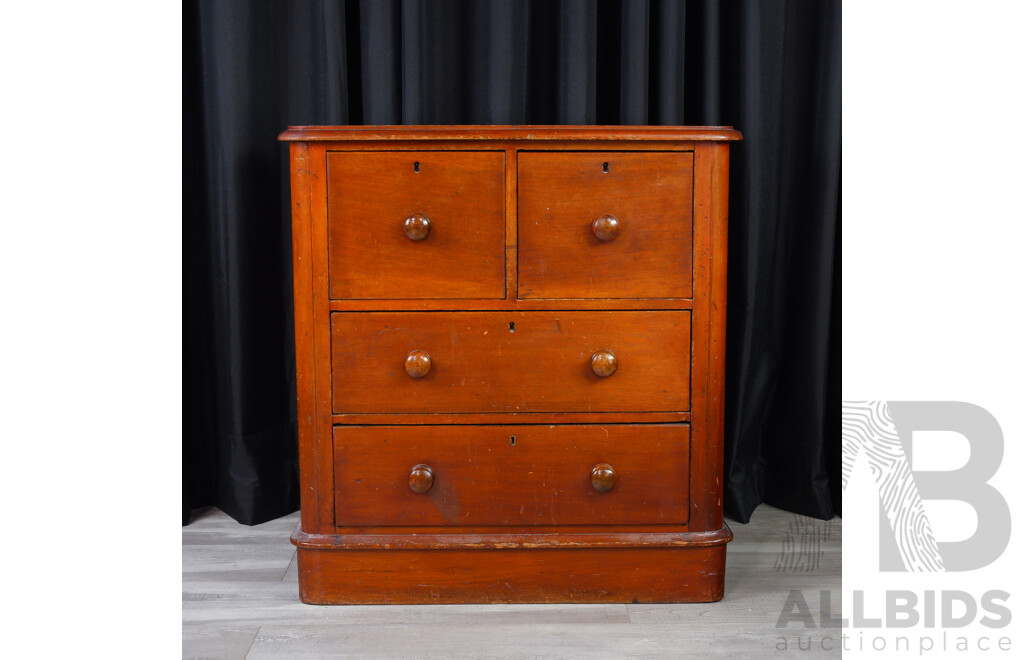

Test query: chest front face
[281,125,738,605]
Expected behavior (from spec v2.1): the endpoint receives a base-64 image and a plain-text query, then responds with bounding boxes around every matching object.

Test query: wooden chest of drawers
[279,125,741,604]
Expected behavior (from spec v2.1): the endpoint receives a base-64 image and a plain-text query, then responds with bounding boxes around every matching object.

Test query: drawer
[517,151,694,299]
[330,310,690,414]
[327,151,506,299]
[333,424,690,526]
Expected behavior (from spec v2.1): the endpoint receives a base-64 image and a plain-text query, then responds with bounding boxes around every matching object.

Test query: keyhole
[413,161,420,173]
[602,162,609,173]
[510,436,516,446]
[509,322,515,332]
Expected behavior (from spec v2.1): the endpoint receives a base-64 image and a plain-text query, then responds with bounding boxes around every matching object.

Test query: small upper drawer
[327,151,506,300]
[517,152,694,299]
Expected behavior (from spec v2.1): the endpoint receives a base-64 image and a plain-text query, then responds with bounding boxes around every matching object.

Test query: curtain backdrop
[184,0,840,525]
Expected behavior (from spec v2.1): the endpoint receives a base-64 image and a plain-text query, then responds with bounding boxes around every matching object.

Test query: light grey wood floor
[183,504,841,659]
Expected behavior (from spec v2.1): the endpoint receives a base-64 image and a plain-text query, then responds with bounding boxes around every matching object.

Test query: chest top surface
[279,124,741,141]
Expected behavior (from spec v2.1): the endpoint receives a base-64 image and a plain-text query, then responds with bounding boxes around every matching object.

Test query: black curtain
[184,0,840,525]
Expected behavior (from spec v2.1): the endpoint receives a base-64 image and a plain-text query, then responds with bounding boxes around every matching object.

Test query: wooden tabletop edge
[278,125,743,142]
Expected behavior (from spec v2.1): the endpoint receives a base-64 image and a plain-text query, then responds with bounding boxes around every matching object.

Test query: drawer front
[330,310,690,414]
[333,424,690,526]
[327,151,506,299]
[517,151,694,299]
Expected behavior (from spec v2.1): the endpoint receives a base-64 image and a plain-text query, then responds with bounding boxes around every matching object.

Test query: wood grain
[518,151,694,299]
[688,142,731,533]
[330,411,691,425]
[279,125,742,142]
[288,142,319,534]
[330,310,691,414]
[328,297,694,311]
[706,142,731,532]
[332,424,690,526]
[327,150,506,299]
[295,545,726,604]
[309,144,335,533]
[294,526,731,549]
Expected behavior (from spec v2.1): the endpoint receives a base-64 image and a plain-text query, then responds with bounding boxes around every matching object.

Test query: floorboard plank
[181,623,259,660]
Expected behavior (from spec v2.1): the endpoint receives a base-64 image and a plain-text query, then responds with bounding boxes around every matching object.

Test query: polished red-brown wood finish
[517,151,694,299]
[327,150,506,299]
[281,125,740,604]
[333,424,690,526]
[330,310,690,414]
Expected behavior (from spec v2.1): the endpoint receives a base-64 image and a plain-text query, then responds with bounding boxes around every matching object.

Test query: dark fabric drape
[184,0,841,525]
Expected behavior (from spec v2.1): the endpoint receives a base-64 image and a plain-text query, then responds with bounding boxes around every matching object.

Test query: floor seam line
[243,625,261,659]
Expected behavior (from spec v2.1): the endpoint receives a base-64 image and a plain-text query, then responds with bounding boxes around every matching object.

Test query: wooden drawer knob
[591,214,621,241]
[409,464,434,493]
[590,463,618,493]
[405,350,432,378]
[404,214,431,241]
[590,349,618,377]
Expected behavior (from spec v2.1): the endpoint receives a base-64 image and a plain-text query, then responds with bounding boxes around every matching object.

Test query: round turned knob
[591,214,621,241]
[591,463,618,493]
[590,349,618,377]
[405,350,432,378]
[409,464,434,494]
[404,214,431,241]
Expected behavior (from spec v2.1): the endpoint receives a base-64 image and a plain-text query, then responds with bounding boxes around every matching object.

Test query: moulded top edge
[278,125,742,142]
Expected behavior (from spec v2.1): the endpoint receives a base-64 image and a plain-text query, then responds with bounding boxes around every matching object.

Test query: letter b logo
[842,401,1010,572]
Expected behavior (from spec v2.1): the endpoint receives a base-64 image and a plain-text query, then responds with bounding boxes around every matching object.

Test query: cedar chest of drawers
[279,125,741,604]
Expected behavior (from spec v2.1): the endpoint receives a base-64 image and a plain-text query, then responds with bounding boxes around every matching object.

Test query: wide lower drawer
[330,310,691,414]
[333,424,690,526]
